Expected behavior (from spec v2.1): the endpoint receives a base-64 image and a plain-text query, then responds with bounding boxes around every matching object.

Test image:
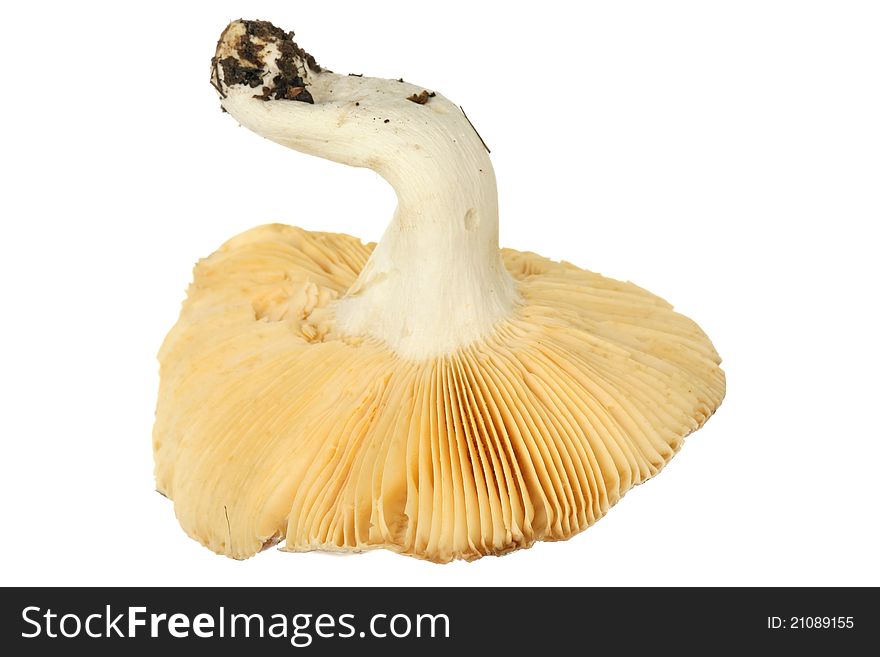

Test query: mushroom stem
[213,20,519,359]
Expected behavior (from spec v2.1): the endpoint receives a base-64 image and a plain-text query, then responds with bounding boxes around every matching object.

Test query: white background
[1,1,877,587]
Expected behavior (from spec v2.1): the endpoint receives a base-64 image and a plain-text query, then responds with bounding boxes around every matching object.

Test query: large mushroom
[153,19,726,562]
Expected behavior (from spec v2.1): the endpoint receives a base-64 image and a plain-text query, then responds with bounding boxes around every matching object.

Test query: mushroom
[153,19,726,562]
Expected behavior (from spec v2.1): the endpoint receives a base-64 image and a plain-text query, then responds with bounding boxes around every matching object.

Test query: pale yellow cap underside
[154,224,725,562]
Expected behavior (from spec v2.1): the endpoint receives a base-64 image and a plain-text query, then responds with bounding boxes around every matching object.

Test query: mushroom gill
[153,19,725,563]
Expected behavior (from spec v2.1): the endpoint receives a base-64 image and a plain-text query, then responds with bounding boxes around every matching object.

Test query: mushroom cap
[154,224,725,562]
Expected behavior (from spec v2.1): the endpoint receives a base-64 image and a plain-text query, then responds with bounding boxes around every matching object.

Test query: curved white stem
[213,20,519,359]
